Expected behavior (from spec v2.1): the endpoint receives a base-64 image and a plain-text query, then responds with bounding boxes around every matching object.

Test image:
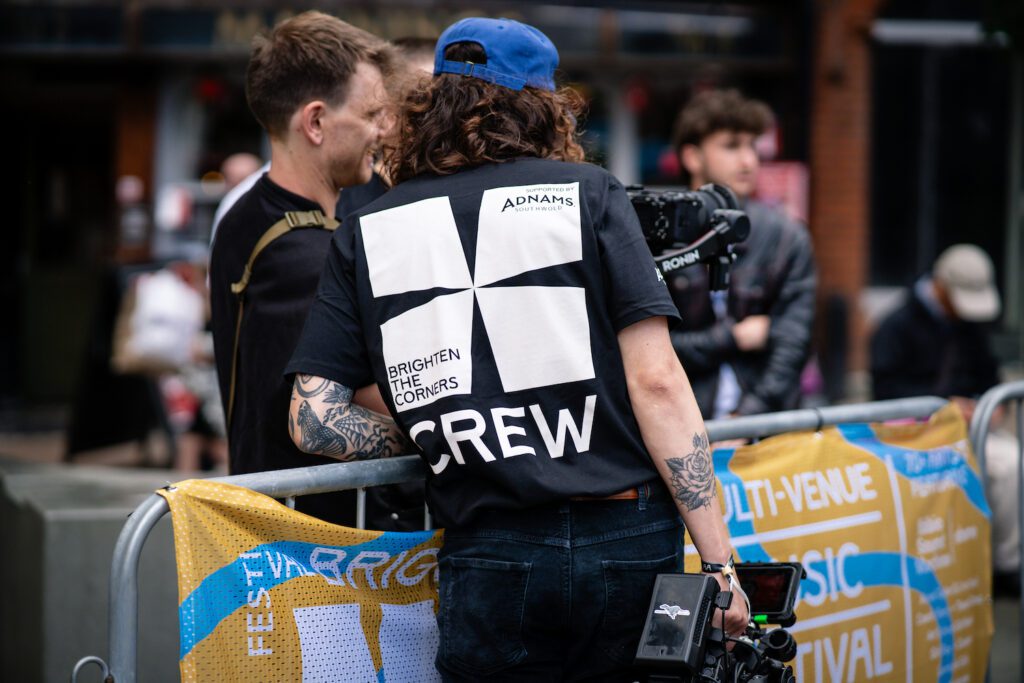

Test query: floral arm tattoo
[665,432,715,511]
[289,374,408,461]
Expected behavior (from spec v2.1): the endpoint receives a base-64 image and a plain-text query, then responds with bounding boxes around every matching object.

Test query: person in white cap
[872,244,1017,595]
[870,243,1001,407]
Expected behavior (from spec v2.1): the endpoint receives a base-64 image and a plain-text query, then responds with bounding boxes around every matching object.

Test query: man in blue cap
[287,17,748,679]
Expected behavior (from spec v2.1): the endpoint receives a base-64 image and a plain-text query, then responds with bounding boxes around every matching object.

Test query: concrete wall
[1,459,180,682]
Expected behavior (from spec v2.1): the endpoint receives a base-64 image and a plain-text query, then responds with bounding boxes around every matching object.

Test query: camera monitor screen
[734,563,803,623]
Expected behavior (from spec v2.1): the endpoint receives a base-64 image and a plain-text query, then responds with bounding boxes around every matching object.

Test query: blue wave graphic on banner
[836,423,990,518]
[807,551,955,683]
[178,531,437,659]
[714,447,760,547]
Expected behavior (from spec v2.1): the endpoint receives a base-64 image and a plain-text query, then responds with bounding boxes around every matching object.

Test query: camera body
[626,184,751,288]
[635,563,804,683]
[627,184,745,252]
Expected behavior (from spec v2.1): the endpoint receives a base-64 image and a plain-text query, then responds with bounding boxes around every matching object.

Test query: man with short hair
[210,35,437,244]
[209,11,404,525]
[669,89,816,418]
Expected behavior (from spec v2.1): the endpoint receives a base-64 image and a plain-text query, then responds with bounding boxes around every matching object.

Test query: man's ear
[680,144,704,182]
[298,101,327,145]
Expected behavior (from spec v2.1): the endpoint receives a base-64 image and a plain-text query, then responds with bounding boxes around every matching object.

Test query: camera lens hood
[763,627,797,663]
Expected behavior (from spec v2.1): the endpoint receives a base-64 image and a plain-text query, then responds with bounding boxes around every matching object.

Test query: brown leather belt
[570,486,641,502]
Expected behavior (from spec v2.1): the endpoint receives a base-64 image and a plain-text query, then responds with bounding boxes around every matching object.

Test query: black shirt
[209,173,386,525]
[288,158,679,528]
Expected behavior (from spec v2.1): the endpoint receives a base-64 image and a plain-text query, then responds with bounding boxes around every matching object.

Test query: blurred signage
[0,5,123,49]
[2,3,792,62]
[755,161,810,224]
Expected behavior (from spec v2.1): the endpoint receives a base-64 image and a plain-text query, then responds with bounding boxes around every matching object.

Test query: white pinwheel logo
[361,182,595,413]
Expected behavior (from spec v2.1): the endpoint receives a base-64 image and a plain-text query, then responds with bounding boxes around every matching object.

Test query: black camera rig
[627,184,751,290]
[635,563,805,683]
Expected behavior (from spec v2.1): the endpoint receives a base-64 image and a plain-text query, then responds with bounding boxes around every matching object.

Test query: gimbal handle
[654,219,744,289]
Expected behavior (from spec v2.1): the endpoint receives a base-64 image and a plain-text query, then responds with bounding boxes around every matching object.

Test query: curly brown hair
[384,42,586,184]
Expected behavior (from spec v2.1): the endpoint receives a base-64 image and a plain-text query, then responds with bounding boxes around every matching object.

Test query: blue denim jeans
[435,482,684,682]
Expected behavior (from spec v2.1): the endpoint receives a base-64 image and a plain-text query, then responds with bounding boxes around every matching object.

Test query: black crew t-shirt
[288,158,679,528]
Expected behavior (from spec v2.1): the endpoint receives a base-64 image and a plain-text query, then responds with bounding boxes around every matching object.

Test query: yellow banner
[686,403,992,682]
[160,404,991,682]
[158,480,444,682]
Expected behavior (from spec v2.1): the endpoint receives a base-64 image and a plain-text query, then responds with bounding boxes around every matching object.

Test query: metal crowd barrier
[968,380,1024,664]
[73,396,946,683]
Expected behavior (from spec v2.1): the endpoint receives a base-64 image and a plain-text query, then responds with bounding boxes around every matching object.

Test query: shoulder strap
[226,210,340,428]
[231,210,340,295]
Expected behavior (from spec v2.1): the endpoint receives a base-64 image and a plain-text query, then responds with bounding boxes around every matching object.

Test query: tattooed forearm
[665,432,715,511]
[331,401,409,460]
[295,400,346,455]
[290,376,408,460]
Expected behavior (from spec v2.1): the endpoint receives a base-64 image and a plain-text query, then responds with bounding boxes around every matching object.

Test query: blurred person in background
[209,11,397,526]
[221,152,264,189]
[286,17,748,680]
[164,152,264,471]
[210,152,267,240]
[668,90,817,419]
[985,413,1021,596]
[870,244,1016,592]
[870,243,1000,410]
[391,36,435,72]
[166,261,228,472]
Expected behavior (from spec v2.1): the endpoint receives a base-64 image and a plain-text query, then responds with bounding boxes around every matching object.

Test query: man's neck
[267,141,339,218]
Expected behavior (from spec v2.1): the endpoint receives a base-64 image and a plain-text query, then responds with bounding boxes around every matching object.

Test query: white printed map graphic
[361,183,594,412]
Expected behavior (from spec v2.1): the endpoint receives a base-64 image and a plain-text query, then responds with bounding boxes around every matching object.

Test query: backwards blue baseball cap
[434,17,558,92]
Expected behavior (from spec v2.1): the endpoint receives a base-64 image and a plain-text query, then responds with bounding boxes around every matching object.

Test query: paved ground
[992,596,1022,682]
